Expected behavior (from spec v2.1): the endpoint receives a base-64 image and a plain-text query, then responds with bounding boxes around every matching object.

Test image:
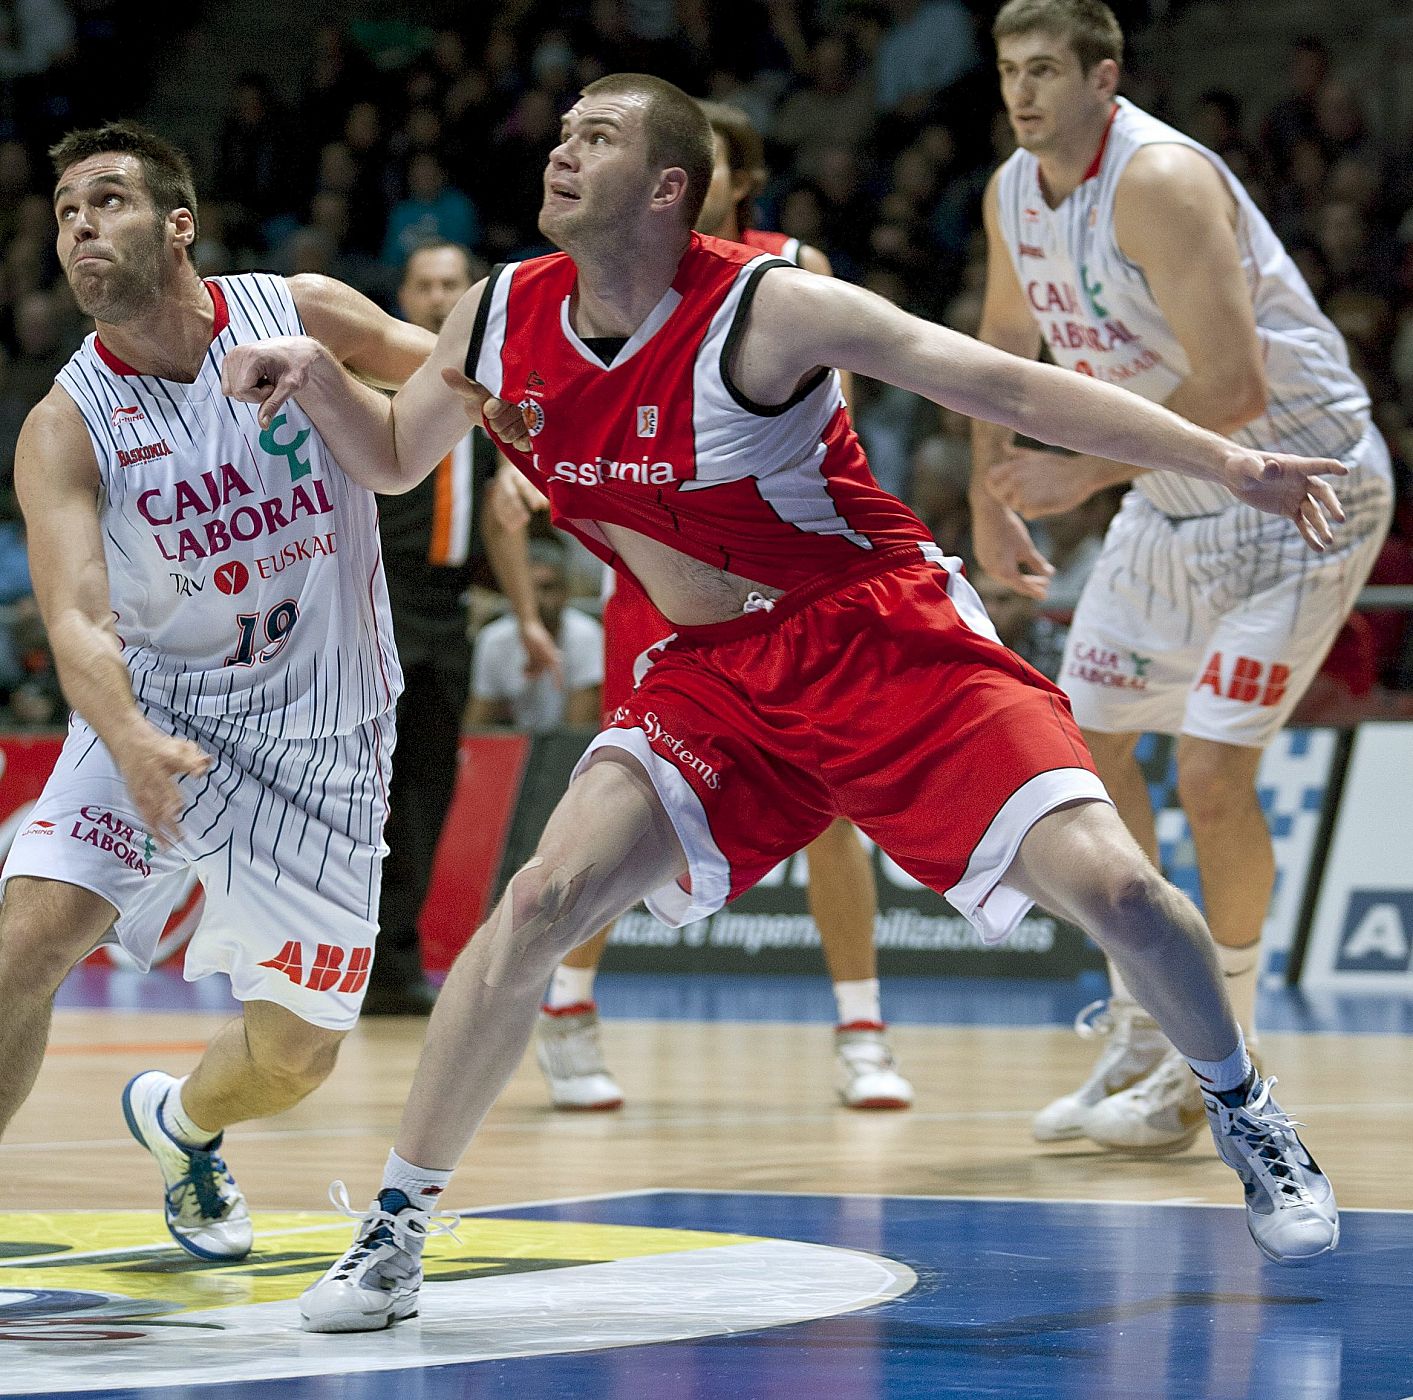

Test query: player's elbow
[1207,367,1268,433]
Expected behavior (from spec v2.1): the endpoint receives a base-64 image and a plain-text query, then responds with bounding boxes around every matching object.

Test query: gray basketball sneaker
[1201,1073,1339,1265]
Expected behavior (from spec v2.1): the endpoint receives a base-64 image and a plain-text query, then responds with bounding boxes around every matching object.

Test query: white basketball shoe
[1083,1048,1208,1152]
[835,1023,914,1110]
[121,1070,253,1260]
[300,1182,459,1332]
[536,1004,625,1111]
[1201,1074,1339,1264]
[1032,999,1171,1143]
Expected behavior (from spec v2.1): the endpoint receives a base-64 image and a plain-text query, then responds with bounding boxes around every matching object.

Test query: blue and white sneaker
[121,1070,253,1261]
[300,1182,459,1333]
[1201,1073,1339,1265]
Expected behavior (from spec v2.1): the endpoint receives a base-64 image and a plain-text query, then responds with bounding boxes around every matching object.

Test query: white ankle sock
[382,1149,454,1210]
[1217,940,1261,1045]
[1183,1029,1252,1095]
[545,964,597,1011]
[834,978,882,1028]
[163,1078,220,1149]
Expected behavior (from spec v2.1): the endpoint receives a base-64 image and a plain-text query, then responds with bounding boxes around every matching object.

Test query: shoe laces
[1073,999,1114,1040]
[1072,999,1157,1090]
[165,1143,236,1223]
[328,1180,461,1270]
[1213,1077,1316,1208]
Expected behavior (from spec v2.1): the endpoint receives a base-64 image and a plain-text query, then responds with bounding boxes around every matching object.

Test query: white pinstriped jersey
[995,98,1382,517]
[54,273,402,738]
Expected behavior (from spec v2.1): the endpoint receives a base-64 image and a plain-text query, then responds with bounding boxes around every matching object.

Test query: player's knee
[1084,864,1176,956]
[0,902,79,996]
[472,858,600,992]
[1176,748,1258,828]
[508,859,596,953]
[245,1015,345,1097]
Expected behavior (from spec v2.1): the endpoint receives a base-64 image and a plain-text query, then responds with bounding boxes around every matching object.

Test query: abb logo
[1195,653,1290,707]
[259,940,372,993]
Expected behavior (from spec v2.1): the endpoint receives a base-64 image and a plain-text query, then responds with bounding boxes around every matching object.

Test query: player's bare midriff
[600,520,785,626]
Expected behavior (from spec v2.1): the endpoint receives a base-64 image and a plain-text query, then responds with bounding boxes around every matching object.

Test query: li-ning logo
[1018,243,1045,259]
[117,440,173,468]
[636,405,659,438]
[111,405,145,429]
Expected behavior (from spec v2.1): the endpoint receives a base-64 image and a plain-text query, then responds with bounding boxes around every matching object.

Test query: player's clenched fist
[221,336,329,430]
[440,367,534,452]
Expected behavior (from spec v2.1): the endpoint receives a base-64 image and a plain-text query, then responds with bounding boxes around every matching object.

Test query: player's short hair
[992,0,1124,73]
[697,100,767,231]
[527,536,568,575]
[580,73,713,228]
[49,121,199,241]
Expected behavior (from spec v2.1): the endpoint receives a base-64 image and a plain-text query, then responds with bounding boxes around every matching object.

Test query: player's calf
[0,877,116,1137]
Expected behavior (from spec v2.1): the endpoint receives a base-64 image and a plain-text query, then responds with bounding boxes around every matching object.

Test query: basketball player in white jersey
[223,75,1347,1327]
[0,122,435,1260]
[530,98,912,1115]
[972,0,1393,1151]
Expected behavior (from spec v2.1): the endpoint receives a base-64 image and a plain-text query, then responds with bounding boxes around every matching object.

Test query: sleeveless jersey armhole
[465,263,509,382]
[719,259,830,418]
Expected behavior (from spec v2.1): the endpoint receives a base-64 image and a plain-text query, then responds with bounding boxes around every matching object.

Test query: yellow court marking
[0,1211,762,1314]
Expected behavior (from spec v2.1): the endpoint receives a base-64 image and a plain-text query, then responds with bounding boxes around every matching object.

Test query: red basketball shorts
[601,570,674,719]
[575,545,1109,945]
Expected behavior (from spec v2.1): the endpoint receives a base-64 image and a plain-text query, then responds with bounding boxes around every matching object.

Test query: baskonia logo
[547,456,678,487]
[519,398,546,436]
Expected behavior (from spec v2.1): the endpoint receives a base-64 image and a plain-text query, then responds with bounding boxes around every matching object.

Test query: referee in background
[367,241,561,1014]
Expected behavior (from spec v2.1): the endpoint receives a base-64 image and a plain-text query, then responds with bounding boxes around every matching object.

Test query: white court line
[5,1094,1409,1156]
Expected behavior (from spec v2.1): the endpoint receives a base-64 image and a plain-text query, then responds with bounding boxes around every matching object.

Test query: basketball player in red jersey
[223,75,1346,1328]
[533,98,910,1114]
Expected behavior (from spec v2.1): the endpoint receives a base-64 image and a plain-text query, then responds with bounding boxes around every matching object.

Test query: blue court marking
[55,963,1413,1036]
[24,1190,1412,1400]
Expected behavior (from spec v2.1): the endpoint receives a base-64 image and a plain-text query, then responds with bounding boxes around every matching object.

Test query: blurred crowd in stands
[2,0,1412,728]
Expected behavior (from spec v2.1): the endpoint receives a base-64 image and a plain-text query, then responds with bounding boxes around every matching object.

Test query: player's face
[399,246,473,332]
[996,32,1113,155]
[54,153,175,322]
[695,131,741,238]
[540,95,662,247]
[531,562,568,631]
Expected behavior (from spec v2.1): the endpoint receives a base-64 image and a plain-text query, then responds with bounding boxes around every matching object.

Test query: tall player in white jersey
[972,0,1393,1151]
[0,122,434,1259]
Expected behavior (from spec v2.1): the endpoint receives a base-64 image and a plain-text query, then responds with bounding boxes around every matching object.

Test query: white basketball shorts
[0,705,395,1030]
[1059,425,1393,747]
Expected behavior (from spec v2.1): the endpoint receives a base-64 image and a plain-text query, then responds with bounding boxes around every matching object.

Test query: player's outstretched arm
[742,268,1346,551]
[288,274,437,389]
[16,390,211,843]
[221,280,524,494]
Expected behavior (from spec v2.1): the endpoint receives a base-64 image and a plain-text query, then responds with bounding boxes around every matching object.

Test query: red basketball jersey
[739,227,803,265]
[467,232,933,592]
